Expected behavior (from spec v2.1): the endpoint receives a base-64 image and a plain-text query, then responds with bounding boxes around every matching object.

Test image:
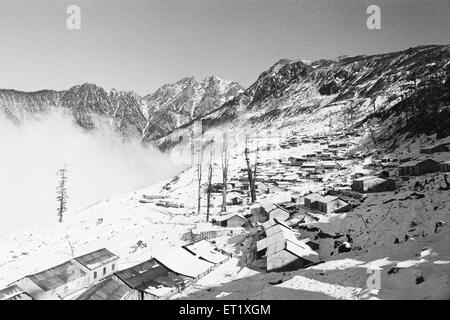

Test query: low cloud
[0,110,184,235]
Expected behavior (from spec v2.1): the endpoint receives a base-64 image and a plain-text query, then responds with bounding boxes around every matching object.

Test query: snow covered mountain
[1,44,450,300]
[2,45,448,149]
[157,45,450,150]
[0,77,243,140]
[0,84,147,137]
[142,76,243,140]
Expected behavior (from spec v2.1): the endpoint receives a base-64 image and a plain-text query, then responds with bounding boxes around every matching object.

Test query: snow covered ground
[1,127,449,300]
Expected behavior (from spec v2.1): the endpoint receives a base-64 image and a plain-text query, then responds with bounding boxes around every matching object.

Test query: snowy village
[1,123,449,300]
[1,0,450,303]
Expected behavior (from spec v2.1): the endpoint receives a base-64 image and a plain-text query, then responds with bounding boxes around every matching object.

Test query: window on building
[103,267,106,275]
[94,271,97,279]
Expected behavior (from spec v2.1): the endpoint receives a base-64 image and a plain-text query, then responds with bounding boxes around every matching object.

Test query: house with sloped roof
[321,161,343,170]
[316,195,350,214]
[259,202,291,222]
[72,248,119,286]
[12,260,89,300]
[190,223,246,241]
[420,142,450,154]
[216,212,247,227]
[155,247,214,280]
[183,239,229,265]
[0,285,33,300]
[76,276,138,300]
[257,219,319,272]
[288,156,308,166]
[301,162,319,173]
[304,193,322,210]
[352,176,396,193]
[399,159,440,176]
[114,258,190,300]
[226,192,245,206]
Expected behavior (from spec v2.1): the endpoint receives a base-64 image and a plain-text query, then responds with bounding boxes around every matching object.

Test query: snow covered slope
[156,45,450,150]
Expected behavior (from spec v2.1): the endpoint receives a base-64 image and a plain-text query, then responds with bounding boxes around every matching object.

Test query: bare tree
[220,131,229,212]
[56,164,68,223]
[346,102,357,129]
[328,112,332,134]
[206,143,214,222]
[253,140,259,194]
[245,136,257,203]
[196,146,204,214]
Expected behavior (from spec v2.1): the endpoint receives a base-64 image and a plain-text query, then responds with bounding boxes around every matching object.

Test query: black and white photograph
[0,0,449,305]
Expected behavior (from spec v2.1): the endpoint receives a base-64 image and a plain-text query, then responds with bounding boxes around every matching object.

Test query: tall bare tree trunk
[197,147,203,214]
[206,147,213,222]
[220,132,229,212]
[245,136,257,203]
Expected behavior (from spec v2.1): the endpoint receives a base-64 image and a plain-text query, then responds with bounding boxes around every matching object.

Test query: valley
[0,44,449,300]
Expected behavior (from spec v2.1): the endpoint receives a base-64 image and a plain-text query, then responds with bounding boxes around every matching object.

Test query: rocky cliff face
[0,89,61,123]
[1,45,449,149]
[0,76,243,140]
[59,83,147,136]
[0,84,147,137]
[156,45,450,150]
[143,76,243,140]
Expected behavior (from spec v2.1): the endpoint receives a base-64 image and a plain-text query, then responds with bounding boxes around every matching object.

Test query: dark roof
[0,285,33,300]
[28,261,86,291]
[115,258,189,293]
[74,248,119,270]
[399,159,439,167]
[76,276,134,300]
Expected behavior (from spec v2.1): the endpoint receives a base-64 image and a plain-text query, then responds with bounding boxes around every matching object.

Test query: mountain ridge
[155,44,450,150]
[0,76,243,140]
[1,44,449,150]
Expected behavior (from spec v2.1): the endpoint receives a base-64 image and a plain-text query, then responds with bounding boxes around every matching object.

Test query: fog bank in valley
[0,111,184,235]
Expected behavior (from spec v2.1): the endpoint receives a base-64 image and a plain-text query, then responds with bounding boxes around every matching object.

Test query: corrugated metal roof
[216,212,246,222]
[183,240,228,264]
[266,224,292,238]
[285,241,320,263]
[28,261,86,291]
[0,285,32,300]
[399,159,438,167]
[262,218,291,231]
[302,163,317,168]
[74,248,119,270]
[304,193,322,201]
[115,258,188,295]
[260,220,318,261]
[257,238,268,252]
[76,276,134,300]
[353,175,378,182]
[319,195,338,203]
[399,160,422,167]
[155,247,214,278]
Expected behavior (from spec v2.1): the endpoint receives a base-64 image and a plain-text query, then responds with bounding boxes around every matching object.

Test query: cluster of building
[256,219,320,272]
[0,240,232,300]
